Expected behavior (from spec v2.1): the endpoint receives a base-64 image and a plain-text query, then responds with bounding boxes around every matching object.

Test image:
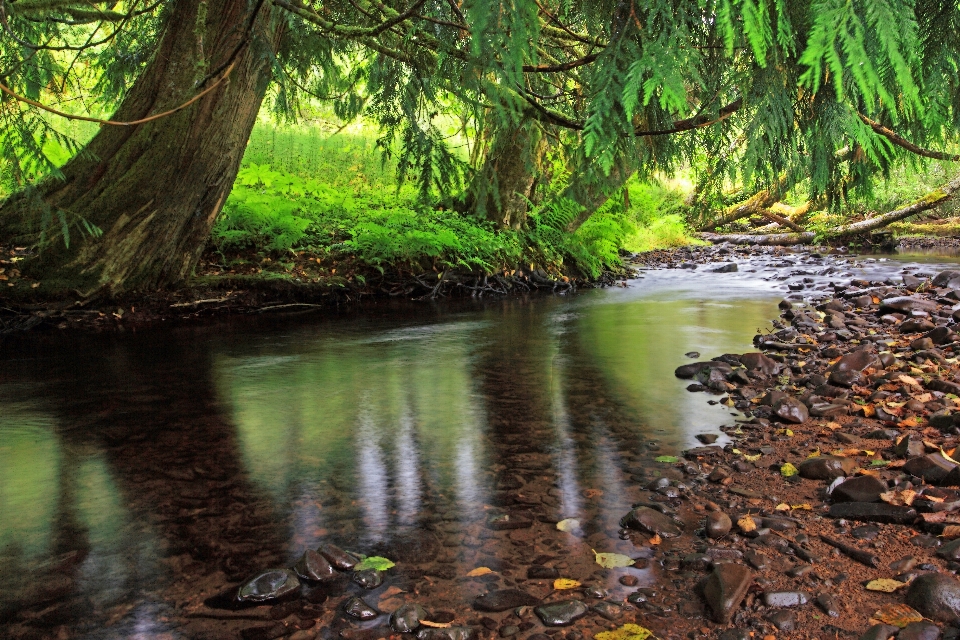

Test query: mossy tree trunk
[470,119,546,230]
[0,0,282,296]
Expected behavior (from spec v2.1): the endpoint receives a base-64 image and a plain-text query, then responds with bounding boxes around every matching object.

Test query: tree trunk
[470,119,545,229]
[0,0,282,296]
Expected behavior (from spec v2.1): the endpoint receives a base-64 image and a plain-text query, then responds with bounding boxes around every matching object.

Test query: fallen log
[701,171,960,246]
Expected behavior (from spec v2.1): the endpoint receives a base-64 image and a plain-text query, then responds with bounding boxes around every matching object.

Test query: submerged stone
[391,603,427,633]
[353,568,383,589]
[533,600,588,626]
[293,550,337,582]
[473,589,539,612]
[342,596,379,620]
[236,569,301,604]
[620,506,682,537]
[318,543,359,570]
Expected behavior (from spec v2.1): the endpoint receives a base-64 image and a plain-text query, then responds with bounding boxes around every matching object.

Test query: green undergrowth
[210,125,699,281]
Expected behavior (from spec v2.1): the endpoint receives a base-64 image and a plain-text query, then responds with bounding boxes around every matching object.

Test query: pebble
[236,569,301,604]
[815,593,840,617]
[798,455,856,480]
[342,596,378,620]
[828,502,918,524]
[765,609,796,631]
[860,624,904,640]
[473,589,539,612]
[831,475,888,503]
[620,506,683,537]
[906,573,960,622]
[392,604,428,633]
[533,600,588,626]
[706,511,732,539]
[762,591,810,607]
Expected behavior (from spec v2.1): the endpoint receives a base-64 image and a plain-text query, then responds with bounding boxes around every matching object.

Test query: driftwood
[701,171,960,246]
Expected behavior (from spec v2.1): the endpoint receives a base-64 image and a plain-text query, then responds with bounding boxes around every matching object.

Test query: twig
[170,296,235,308]
[819,534,879,567]
[257,303,324,312]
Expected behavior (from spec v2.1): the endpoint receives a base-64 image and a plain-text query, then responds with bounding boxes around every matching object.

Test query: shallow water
[1,249,959,638]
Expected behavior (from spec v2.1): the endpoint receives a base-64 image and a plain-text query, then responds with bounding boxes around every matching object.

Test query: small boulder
[236,569,301,605]
[706,512,732,539]
[773,396,809,424]
[906,573,960,623]
[621,506,683,538]
[798,455,856,480]
[903,453,957,484]
[702,563,753,624]
[392,604,428,633]
[473,589,539,612]
[533,600,588,626]
[831,475,887,503]
[828,502,918,524]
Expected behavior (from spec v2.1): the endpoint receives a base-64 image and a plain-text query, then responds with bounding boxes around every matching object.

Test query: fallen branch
[819,534,879,567]
[858,113,960,162]
[170,296,234,308]
[701,171,960,246]
[758,209,804,232]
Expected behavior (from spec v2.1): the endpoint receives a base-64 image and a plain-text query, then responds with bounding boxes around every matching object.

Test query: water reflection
[0,275,788,637]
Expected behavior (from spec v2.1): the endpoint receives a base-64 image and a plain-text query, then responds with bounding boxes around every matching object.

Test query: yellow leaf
[866,579,906,593]
[943,447,960,465]
[732,448,742,455]
[737,515,757,532]
[776,429,794,437]
[873,603,924,628]
[556,518,580,532]
[862,404,876,418]
[467,567,493,577]
[780,462,798,477]
[743,454,762,462]
[825,422,842,430]
[649,534,662,545]
[421,620,452,628]
[595,624,655,640]
[554,578,581,590]
[791,503,813,510]
[775,503,791,511]
[807,449,821,458]
[592,550,634,569]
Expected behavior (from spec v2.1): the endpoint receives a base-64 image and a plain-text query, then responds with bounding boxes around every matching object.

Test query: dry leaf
[649,534,662,545]
[942,526,960,539]
[862,404,877,418]
[873,603,924,628]
[595,624,654,640]
[775,503,791,511]
[791,503,813,510]
[866,579,906,592]
[467,567,493,577]
[421,620,452,628]
[899,374,922,387]
[880,490,917,506]
[554,578,581,590]
[737,515,757,532]
[826,422,843,430]
[900,417,919,428]
[556,518,580,532]
[915,392,933,403]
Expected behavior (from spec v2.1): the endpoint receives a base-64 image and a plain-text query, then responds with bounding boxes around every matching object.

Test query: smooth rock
[706,512,732,539]
[939,539,960,561]
[896,435,927,459]
[293,550,337,582]
[702,563,753,624]
[798,455,856,480]
[898,622,942,640]
[527,566,559,579]
[620,506,683,538]
[342,597,378,620]
[880,296,938,314]
[765,609,796,631]
[830,350,879,373]
[860,624,902,640]
[906,573,960,622]
[353,569,383,589]
[740,352,782,375]
[762,591,810,607]
[828,502,918,524]
[236,569,301,604]
[392,604,428,633]
[696,433,719,444]
[831,475,887,503]
[318,544,359,570]
[416,628,478,640]
[773,396,809,424]
[473,589,540,612]
[816,593,840,617]
[533,600,588,626]
[904,454,957,483]
[713,263,738,273]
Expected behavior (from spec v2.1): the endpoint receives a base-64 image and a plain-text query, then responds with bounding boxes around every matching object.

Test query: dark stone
[896,435,927,459]
[860,624,903,640]
[928,326,957,345]
[740,352,782,376]
[236,569,301,605]
[343,597,379,620]
[293,549,337,582]
[829,369,863,387]
[533,600,588,627]
[696,433,719,444]
[392,604,428,633]
[416,628,478,640]
[830,350,879,373]
[591,601,623,621]
[702,563,752,624]
[940,539,960,561]
[773,396,809,424]
[831,475,887,503]
[903,454,957,483]
[527,566,559,579]
[486,514,532,530]
[798,455,856,480]
[765,610,796,631]
[706,512,732,539]
[851,524,881,540]
[473,589,540,612]
[903,319,937,333]
[353,569,383,589]
[745,551,769,571]
[620,506,683,537]
[240,624,288,640]
[816,593,840,617]
[829,502,918,524]
[914,337,937,351]
[865,428,901,440]
[319,544,359,570]
[880,296,938,314]
[713,263,738,273]
[934,270,960,289]
[905,573,960,622]
[898,622,942,640]
[762,591,810,607]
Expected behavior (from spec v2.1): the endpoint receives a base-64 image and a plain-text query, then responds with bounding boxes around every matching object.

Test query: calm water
[1,249,958,639]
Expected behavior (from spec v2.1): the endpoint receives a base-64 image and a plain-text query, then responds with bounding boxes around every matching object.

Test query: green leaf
[654,456,679,463]
[780,462,798,477]
[354,556,395,571]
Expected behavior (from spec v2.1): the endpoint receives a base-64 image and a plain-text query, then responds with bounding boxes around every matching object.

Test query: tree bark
[700,171,960,245]
[469,119,545,229]
[0,0,282,296]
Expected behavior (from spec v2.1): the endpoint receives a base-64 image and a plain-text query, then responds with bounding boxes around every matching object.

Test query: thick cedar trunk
[0,0,281,295]
[470,120,545,229]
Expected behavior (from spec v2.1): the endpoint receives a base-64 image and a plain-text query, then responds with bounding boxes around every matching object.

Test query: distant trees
[0,1,958,293]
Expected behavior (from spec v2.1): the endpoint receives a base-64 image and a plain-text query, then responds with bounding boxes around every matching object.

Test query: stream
[3,247,960,640]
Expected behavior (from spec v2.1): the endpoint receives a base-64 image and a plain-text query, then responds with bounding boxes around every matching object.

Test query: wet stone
[240,623,288,640]
[499,626,519,637]
[591,601,623,620]
[898,622,943,640]
[696,433,719,444]
[416,628,478,640]
[762,591,810,607]
[620,506,683,537]
[473,589,540,612]
[914,535,943,549]
[343,596,379,620]
[798,455,856,480]
[897,435,927,459]
[906,573,960,622]
[831,475,888,503]
[533,600,588,627]
[745,551,769,571]
[293,549,337,582]
[619,575,639,587]
[391,603,428,633]
[816,593,840,617]
[319,543,359,570]
[486,514,532,530]
[353,569,383,589]
[861,624,903,640]
[829,502,918,524]
[903,454,957,483]
[773,396,809,424]
[236,569,301,605]
[702,563,753,624]
[706,511,732,539]
[765,609,796,631]
[527,566,559,579]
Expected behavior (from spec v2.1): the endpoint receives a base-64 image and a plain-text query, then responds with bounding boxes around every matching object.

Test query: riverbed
[2,246,958,640]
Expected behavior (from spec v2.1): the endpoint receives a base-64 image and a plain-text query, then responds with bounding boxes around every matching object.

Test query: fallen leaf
[654,456,679,464]
[870,459,891,467]
[775,503,791,511]
[791,503,813,510]
[737,515,757,533]
[467,567,493,577]
[780,462,798,477]
[556,518,580,532]
[595,624,655,640]
[648,534,662,546]
[862,404,877,418]
[826,422,843,430]
[354,556,395,571]
[873,603,924,628]
[776,429,794,437]
[743,454,762,462]
[942,526,960,539]
[899,374,923,387]
[420,620,452,628]
[554,578,581,590]
[866,579,906,593]
[880,490,917,506]
[592,550,634,569]
[943,447,960,465]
